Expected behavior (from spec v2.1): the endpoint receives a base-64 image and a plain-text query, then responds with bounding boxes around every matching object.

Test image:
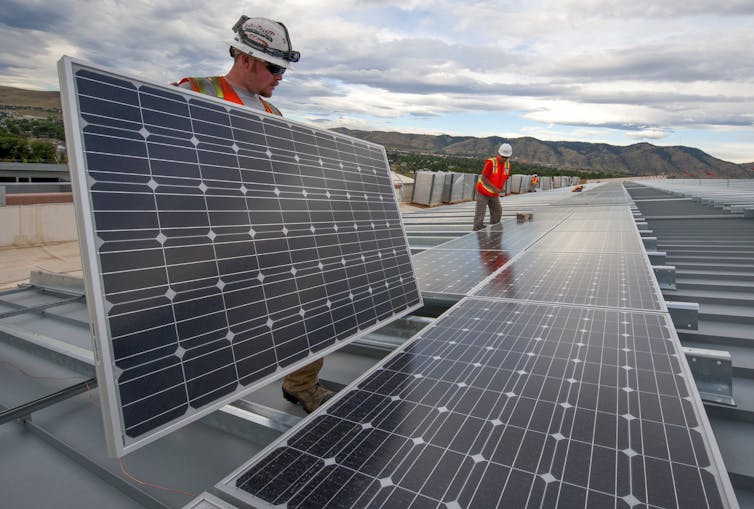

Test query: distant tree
[0,117,65,140]
[0,134,28,160]
[28,139,57,162]
[0,134,59,162]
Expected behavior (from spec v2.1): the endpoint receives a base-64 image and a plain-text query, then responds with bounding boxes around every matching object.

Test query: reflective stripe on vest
[180,76,282,116]
[478,179,499,196]
[186,77,243,105]
[491,157,511,177]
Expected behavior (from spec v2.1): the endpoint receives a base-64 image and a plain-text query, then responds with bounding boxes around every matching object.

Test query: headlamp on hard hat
[232,15,300,63]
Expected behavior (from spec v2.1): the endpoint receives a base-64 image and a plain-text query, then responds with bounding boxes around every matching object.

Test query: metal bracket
[683,347,736,406]
[646,250,667,265]
[666,300,698,330]
[653,265,676,290]
[642,236,658,251]
[0,378,97,425]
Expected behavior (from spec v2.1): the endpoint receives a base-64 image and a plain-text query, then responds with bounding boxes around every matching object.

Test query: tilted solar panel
[57,57,422,456]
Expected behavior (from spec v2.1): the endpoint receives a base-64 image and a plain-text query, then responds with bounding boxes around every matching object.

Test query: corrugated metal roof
[625,180,754,507]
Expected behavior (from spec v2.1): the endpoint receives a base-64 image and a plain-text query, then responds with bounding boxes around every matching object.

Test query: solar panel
[565,185,632,206]
[565,204,633,217]
[555,216,637,233]
[531,230,644,254]
[413,211,572,298]
[219,298,734,508]
[475,250,665,312]
[57,57,422,456]
[413,241,512,300]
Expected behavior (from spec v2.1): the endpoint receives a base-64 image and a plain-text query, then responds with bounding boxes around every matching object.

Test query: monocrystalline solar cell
[220,298,732,508]
[58,57,422,456]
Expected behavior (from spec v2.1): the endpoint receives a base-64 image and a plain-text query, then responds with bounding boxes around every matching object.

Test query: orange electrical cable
[118,459,197,499]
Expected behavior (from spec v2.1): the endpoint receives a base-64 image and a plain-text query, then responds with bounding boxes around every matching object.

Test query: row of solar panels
[216,184,737,508]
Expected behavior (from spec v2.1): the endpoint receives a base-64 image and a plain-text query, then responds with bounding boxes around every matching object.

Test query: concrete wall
[0,202,77,247]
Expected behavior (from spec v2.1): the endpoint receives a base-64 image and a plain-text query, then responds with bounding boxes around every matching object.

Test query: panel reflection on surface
[413,228,511,297]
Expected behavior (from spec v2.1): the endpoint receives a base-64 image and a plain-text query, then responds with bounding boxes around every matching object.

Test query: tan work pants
[473,193,502,231]
[282,358,323,392]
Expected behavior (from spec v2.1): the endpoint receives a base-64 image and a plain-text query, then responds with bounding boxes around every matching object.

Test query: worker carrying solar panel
[175,15,295,116]
[473,143,512,231]
[174,15,334,414]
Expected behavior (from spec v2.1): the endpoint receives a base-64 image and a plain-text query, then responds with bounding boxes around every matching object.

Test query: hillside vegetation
[0,85,61,108]
[1,87,64,163]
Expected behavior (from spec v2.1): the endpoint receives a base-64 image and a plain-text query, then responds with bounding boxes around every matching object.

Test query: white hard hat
[227,16,300,69]
[498,143,512,157]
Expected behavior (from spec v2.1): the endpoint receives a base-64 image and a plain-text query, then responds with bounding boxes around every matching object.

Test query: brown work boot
[282,383,335,413]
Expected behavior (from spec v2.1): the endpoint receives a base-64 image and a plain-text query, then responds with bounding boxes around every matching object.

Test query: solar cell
[220,298,733,508]
[58,57,422,456]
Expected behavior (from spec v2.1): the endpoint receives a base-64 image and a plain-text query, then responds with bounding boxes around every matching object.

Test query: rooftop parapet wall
[0,201,77,247]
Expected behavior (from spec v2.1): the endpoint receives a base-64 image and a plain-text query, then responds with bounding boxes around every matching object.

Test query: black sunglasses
[265,62,286,76]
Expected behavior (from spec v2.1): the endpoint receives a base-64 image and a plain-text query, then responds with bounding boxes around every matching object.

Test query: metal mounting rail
[0,377,97,425]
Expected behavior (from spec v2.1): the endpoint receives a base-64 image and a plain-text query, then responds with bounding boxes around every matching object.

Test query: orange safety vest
[476,156,511,197]
[531,175,539,186]
[176,76,282,116]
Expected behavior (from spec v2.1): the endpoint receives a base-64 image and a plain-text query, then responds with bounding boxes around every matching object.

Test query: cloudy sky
[2,0,753,163]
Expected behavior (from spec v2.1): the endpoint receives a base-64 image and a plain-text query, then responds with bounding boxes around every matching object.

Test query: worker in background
[176,15,334,414]
[473,143,512,231]
[530,174,539,192]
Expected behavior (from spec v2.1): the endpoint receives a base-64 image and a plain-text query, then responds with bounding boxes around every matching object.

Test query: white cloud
[625,129,669,141]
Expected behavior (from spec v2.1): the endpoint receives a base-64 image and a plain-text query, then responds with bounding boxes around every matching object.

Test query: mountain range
[334,128,752,179]
[2,85,751,178]
[0,85,61,112]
